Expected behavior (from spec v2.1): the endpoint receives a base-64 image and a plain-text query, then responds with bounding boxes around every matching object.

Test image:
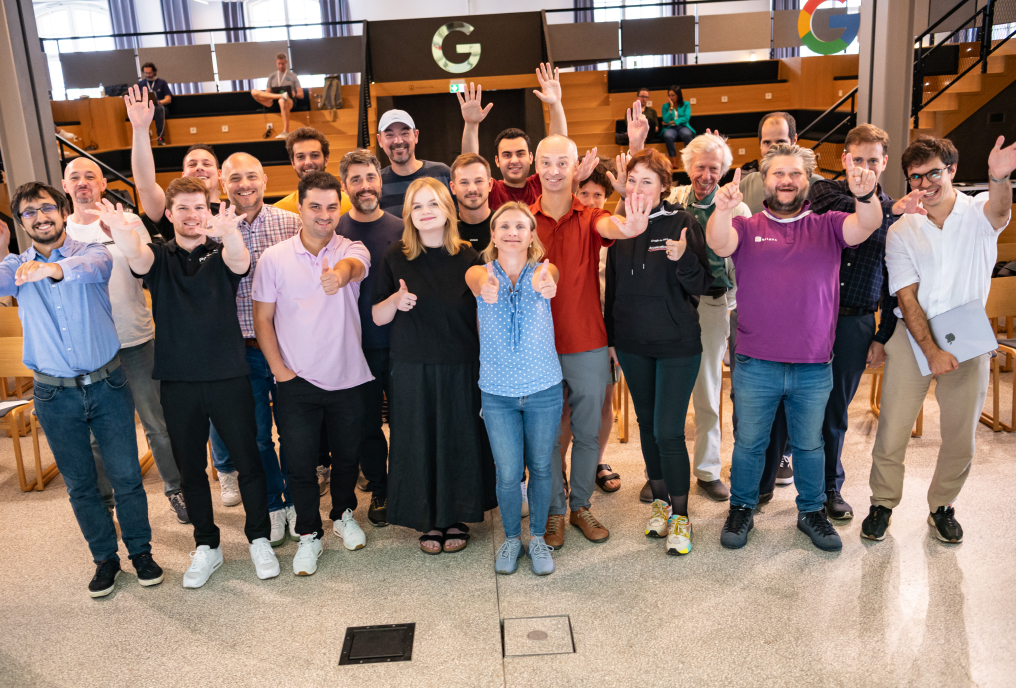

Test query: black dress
[372,241,497,532]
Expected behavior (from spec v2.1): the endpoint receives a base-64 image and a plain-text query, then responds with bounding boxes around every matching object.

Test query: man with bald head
[63,158,189,525]
[530,134,653,548]
[220,152,303,545]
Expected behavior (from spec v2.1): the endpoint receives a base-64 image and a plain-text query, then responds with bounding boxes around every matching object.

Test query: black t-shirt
[135,239,249,381]
[156,201,221,241]
[372,241,482,364]
[457,214,491,253]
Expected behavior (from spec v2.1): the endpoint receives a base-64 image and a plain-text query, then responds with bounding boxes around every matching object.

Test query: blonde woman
[465,202,562,576]
[372,177,495,554]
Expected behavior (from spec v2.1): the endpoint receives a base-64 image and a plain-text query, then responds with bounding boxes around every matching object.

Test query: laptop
[906,300,998,376]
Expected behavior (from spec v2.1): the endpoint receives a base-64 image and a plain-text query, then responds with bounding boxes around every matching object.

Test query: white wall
[346,0,572,22]
[135,0,167,47]
[691,0,771,65]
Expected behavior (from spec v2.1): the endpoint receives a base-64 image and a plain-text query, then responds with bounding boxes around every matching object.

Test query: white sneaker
[317,465,330,496]
[275,132,288,139]
[333,508,366,550]
[293,534,323,576]
[520,481,529,519]
[285,504,299,542]
[249,537,280,579]
[645,499,672,538]
[182,545,223,589]
[279,91,289,102]
[666,515,693,555]
[219,471,241,507]
[269,509,288,547]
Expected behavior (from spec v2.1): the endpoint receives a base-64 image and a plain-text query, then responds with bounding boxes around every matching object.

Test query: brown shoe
[697,478,730,501]
[544,514,566,549]
[569,507,609,543]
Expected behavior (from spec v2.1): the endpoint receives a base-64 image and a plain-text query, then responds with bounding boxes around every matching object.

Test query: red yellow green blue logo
[799,0,861,55]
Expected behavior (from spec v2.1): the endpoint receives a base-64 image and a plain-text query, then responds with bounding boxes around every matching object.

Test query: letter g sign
[432,22,481,74]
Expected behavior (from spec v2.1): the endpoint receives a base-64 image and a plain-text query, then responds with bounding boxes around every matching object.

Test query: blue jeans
[481,384,563,540]
[33,364,152,563]
[208,422,235,474]
[729,354,833,512]
[662,125,695,157]
[246,346,290,511]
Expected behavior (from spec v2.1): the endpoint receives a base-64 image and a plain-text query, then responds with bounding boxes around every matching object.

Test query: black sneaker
[775,455,794,485]
[824,489,853,520]
[132,553,164,587]
[168,492,190,524]
[368,495,388,527]
[929,505,963,543]
[88,559,121,598]
[797,510,842,551]
[758,491,774,505]
[861,505,892,540]
[720,506,754,549]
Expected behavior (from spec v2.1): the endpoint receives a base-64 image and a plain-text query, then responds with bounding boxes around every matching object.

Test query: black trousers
[274,377,367,538]
[161,376,270,548]
[360,347,391,497]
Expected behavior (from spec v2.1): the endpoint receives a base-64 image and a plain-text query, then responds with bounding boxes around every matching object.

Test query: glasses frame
[907,166,951,186]
[18,203,60,221]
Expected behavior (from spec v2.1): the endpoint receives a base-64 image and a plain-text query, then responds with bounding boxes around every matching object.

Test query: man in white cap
[376,109,452,217]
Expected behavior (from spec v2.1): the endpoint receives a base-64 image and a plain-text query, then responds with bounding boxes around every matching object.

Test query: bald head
[221,152,267,219]
[535,135,579,196]
[535,135,578,163]
[62,156,106,209]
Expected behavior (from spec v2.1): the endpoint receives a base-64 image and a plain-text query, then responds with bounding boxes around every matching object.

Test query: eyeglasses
[907,167,948,185]
[19,204,59,220]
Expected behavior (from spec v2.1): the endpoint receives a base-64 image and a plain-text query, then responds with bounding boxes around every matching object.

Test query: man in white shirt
[863,135,1015,544]
[250,53,303,139]
[61,157,187,524]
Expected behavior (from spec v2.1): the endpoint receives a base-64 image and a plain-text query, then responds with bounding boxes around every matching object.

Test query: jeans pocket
[733,353,752,365]
[104,366,130,390]
[33,383,59,403]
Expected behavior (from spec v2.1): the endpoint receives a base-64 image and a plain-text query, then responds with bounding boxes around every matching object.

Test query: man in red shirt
[530,135,651,548]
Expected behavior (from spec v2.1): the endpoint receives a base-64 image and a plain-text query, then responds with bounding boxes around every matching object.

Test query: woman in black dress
[372,177,496,554]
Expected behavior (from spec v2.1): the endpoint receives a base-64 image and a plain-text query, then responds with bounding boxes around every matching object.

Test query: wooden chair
[0,338,57,491]
[981,276,1016,432]
[0,308,31,401]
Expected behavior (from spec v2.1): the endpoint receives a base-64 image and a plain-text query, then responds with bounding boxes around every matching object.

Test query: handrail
[916,0,976,43]
[798,86,858,141]
[55,136,140,212]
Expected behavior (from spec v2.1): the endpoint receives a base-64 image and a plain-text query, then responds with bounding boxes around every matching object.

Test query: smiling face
[844,141,888,185]
[182,149,219,194]
[409,186,447,233]
[495,137,534,185]
[687,148,724,200]
[624,163,664,208]
[763,155,810,214]
[491,209,534,258]
[291,139,328,180]
[535,136,576,193]
[378,123,418,166]
[451,162,492,211]
[222,154,267,217]
[906,156,955,209]
[576,180,607,209]
[343,162,382,214]
[166,192,209,240]
[19,190,67,246]
[299,188,343,239]
[62,158,106,207]
[759,116,795,158]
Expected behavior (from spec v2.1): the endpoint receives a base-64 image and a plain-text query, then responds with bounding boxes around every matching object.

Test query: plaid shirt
[235,203,302,337]
[808,178,898,344]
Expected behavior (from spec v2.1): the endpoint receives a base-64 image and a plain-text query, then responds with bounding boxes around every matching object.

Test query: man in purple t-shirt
[706,143,882,552]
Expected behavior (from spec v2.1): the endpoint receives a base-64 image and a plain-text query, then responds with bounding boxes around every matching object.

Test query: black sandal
[442,523,471,553]
[419,531,445,555]
[595,464,621,493]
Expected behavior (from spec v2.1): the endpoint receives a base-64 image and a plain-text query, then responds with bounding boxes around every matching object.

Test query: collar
[238,203,269,231]
[293,231,343,257]
[762,200,813,223]
[531,194,584,222]
[167,238,218,255]
[688,186,718,209]
[908,189,966,231]
[26,236,76,262]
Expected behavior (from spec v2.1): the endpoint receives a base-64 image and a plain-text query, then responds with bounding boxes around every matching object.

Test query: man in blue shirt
[139,62,172,146]
[0,182,162,598]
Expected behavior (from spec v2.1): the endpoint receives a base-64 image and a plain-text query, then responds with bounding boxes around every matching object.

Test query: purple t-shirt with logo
[731,202,853,364]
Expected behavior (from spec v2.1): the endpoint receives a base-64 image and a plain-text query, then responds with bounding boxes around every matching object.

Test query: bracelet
[988,171,1011,184]
[854,188,876,203]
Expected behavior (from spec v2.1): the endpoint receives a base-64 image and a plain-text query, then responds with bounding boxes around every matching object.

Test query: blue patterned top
[477,261,562,397]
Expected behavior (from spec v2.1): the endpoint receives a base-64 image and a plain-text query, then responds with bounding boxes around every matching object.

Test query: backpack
[322,76,344,121]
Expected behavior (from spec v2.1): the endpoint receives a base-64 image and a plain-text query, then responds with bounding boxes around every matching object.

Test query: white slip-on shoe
[182,545,223,589]
[285,505,299,542]
[249,537,280,579]
[269,509,288,547]
[333,508,366,551]
[219,471,241,507]
[293,534,323,576]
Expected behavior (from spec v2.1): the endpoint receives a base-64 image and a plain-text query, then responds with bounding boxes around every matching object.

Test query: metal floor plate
[339,623,415,665]
[502,615,575,657]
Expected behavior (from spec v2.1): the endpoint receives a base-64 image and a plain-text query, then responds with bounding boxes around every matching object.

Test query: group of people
[4,62,1013,597]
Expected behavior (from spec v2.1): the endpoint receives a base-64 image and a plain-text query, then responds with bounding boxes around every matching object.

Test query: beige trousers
[869,325,989,511]
[691,294,729,482]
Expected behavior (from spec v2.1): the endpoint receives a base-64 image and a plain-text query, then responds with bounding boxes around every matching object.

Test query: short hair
[298,170,343,206]
[494,128,532,157]
[10,181,70,227]
[275,52,287,62]
[680,133,733,178]
[579,161,611,195]
[451,152,491,180]
[668,85,684,107]
[637,86,650,96]
[481,202,546,266]
[844,124,890,156]
[901,136,959,175]
[285,127,330,162]
[401,177,468,260]
[760,143,816,179]
[141,62,156,72]
[758,111,797,142]
[339,149,382,183]
[625,148,673,197]
[183,143,219,168]
[165,176,211,210]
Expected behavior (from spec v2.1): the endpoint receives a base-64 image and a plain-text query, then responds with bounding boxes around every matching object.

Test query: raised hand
[0,218,11,250]
[892,189,928,216]
[124,84,155,129]
[534,63,562,105]
[86,199,143,236]
[457,82,492,124]
[845,155,877,198]
[576,148,599,183]
[612,192,651,238]
[715,168,744,212]
[665,228,688,262]
[14,260,62,286]
[198,204,240,239]
[320,257,347,295]
[535,259,556,299]
[395,279,417,311]
[627,100,650,152]
[606,152,630,198]
[480,263,499,304]
[988,135,1016,180]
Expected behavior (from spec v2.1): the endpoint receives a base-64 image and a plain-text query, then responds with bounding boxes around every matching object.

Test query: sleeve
[292,74,302,90]
[591,207,614,248]
[57,243,113,284]
[603,245,617,347]
[827,211,853,249]
[250,250,277,303]
[675,102,692,128]
[0,254,22,298]
[808,180,853,215]
[132,241,163,280]
[372,248,398,305]
[973,192,1008,237]
[730,215,749,260]
[346,240,371,275]
[884,222,919,296]
[873,262,898,345]
[674,214,714,297]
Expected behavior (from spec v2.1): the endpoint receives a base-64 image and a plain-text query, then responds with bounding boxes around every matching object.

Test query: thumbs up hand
[320,257,340,295]
[395,278,417,311]
[480,262,500,304]
[665,228,688,262]
[533,259,557,300]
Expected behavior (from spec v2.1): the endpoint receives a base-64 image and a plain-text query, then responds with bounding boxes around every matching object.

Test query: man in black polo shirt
[101,177,279,589]
[450,152,493,251]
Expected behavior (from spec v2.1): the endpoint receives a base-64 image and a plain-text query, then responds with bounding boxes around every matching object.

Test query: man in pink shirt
[252,171,374,576]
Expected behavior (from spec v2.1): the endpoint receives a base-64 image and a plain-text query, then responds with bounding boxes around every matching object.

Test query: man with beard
[450,152,494,251]
[376,110,451,218]
[706,144,881,552]
[1,182,162,597]
[61,157,188,524]
[221,152,303,546]
[274,127,352,216]
[334,149,403,526]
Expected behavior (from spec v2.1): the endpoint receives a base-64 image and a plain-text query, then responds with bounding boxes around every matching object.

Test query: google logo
[799,0,861,55]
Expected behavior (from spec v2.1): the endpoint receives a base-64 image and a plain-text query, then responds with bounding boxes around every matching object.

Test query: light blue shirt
[0,236,120,377]
[477,262,562,397]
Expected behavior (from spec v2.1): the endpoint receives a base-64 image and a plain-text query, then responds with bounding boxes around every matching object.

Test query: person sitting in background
[275,127,351,216]
[635,87,659,140]
[660,86,695,159]
[450,152,494,251]
[250,53,303,139]
[138,63,171,146]
[376,109,452,218]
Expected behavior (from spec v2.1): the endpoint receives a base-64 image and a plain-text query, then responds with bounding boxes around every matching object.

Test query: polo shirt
[379,161,452,218]
[730,201,852,364]
[274,189,352,216]
[489,175,542,212]
[136,239,249,381]
[531,195,612,355]
[252,233,374,391]
[885,191,1007,321]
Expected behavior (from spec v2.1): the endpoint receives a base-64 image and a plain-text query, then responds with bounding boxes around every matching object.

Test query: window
[34,0,115,100]
[244,0,325,88]
[593,0,677,70]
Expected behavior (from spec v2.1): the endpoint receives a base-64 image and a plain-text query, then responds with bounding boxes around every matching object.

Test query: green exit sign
[449,82,466,93]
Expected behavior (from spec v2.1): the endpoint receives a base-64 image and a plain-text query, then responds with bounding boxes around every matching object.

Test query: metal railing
[798,86,857,178]
[55,136,140,214]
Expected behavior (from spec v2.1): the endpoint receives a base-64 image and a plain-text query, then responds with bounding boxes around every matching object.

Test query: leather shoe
[544,514,566,548]
[569,507,609,543]
[639,480,653,503]
[697,478,730,501]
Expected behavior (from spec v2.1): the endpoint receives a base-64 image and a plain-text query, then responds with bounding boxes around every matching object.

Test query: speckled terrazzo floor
[0,372,1013,688]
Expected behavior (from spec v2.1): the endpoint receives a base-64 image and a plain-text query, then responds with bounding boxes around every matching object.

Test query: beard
[388,143,411,164]
[25,219,65,246]
[459,193,486,211]
[763,184,809,214]
[351,189,380,214]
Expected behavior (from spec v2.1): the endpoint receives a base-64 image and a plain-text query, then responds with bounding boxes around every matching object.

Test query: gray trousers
[550,347,611,515]
[94,339,180,502]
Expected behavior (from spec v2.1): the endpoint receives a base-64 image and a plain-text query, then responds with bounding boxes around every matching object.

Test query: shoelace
[547,516,562,535]
[828,490,844,504]
[804,512,837,537]
[936,507,960,529]
[188,549,211,569]
[723,508,751,533]
[578,511,604,529]
[649,501,670,524]
[669,516,689,538]
[251,542,274,565]
[530,539,554,560]
[497,540,521,560]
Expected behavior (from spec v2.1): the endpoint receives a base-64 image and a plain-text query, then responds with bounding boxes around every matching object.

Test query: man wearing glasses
[375,109,451,218]
[864,135,1015,544]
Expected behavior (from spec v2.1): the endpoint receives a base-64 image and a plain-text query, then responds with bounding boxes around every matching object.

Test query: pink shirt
[252,233,374,391]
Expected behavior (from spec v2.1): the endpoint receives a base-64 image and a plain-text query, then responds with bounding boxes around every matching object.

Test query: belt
[245,338,261,350]
[706,286,728,299]
[34,356,122,388]
[838,306,875,317]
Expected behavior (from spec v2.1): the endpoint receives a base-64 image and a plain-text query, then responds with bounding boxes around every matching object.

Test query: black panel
[90,140,291,176]
[163,91,310,119]
[607,61,782,93]
[614,109,854,146]
[339,624,415,666]
[915,44,960,77]
[945,79,1016,183]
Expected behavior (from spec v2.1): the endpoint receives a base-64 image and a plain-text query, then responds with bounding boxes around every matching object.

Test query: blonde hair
[481,202,546,266]
[401,177,468,260]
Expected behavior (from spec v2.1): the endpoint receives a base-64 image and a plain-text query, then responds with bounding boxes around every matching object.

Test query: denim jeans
[482,384,563,540]
[33,363,152,563]
[208,422,235,474]
[729,354,833,513]
[662,125,695,157]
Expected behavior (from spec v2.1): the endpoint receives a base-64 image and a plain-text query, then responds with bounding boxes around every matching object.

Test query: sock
[671,493,689,517]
